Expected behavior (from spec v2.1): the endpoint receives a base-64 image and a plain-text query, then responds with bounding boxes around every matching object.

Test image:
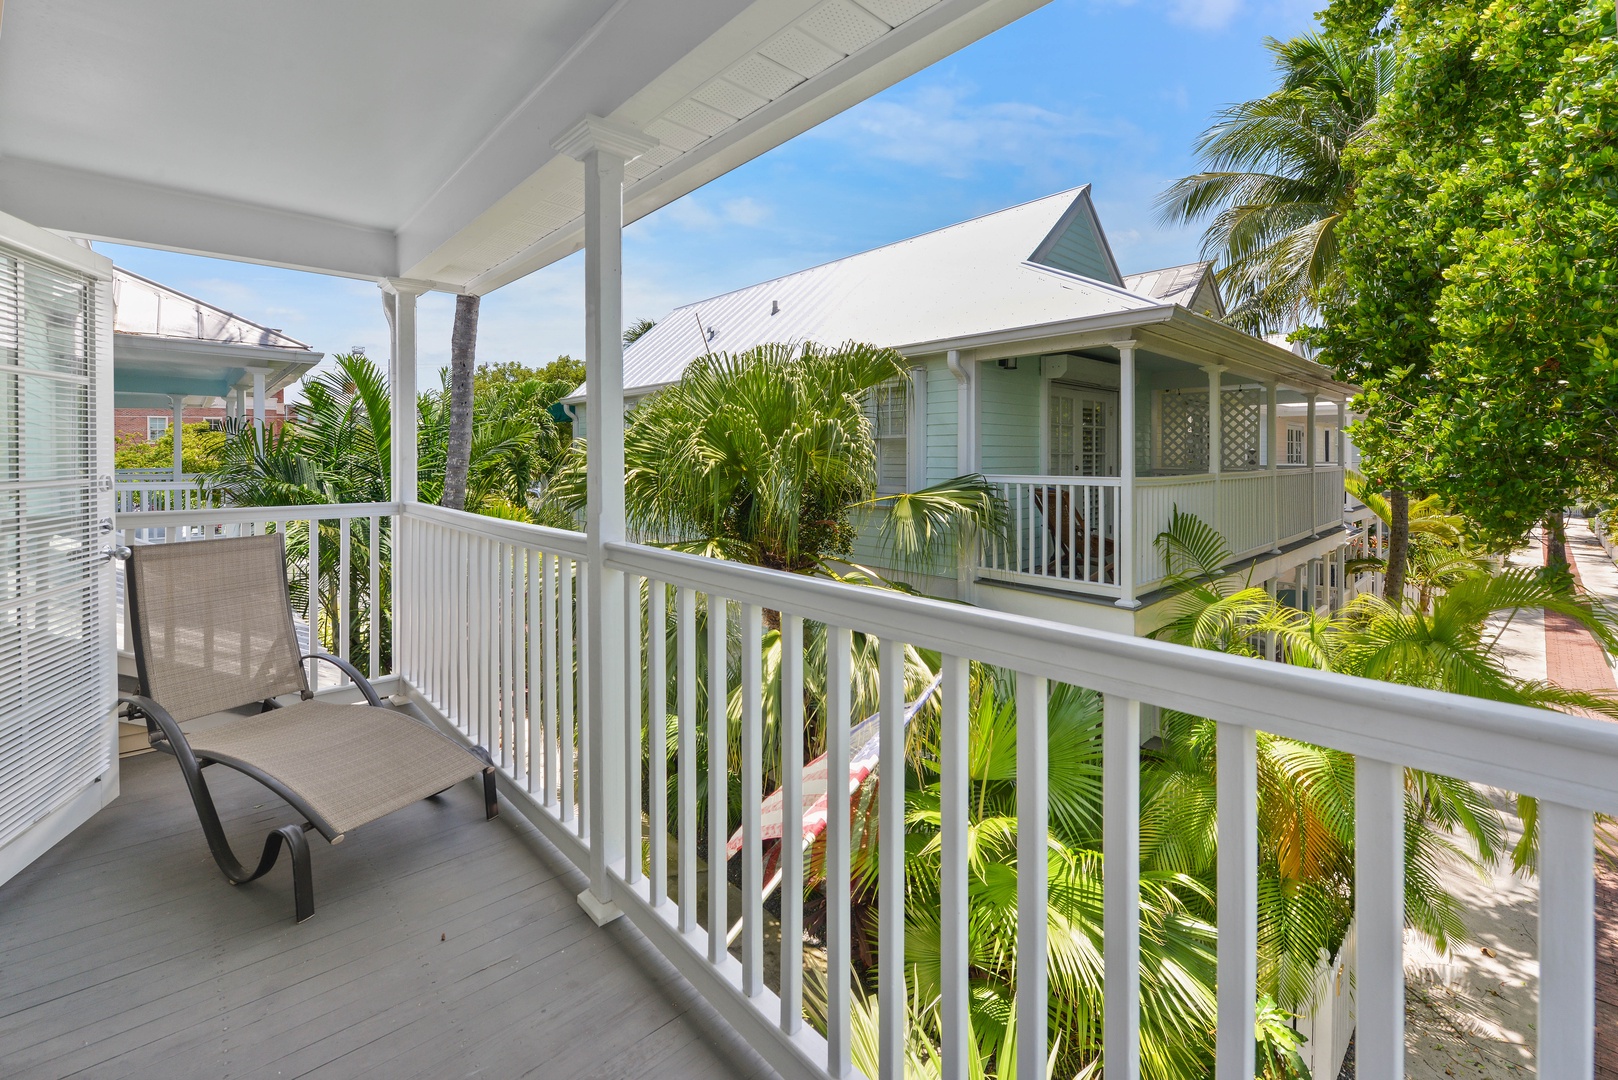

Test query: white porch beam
[170,396,184,478]
[0,156,401,281]
[555,115,658,925]
[381,279,432,504]
[1112,340,1139,609]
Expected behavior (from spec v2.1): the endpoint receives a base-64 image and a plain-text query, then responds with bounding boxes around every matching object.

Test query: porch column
[1205,365,1223,476]
[249,368,268,451]
[1112,339,1139,609]
[1306,393,1318,537]
[169,396,184,477]
[555,115,658,925]
[381,279,429,503]
[1266,381,1281,553]
[1337,398,1347,469]
[948,350,978,603]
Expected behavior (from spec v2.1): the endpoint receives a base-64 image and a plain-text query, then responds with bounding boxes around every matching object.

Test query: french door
[1049,386,1118,476]
[0,213,117,887]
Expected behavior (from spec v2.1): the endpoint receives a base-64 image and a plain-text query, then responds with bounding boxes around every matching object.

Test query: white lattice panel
[1158,390,1208,471]
[1222,387,1262,470]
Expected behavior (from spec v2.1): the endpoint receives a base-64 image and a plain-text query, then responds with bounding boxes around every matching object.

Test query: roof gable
[1122,261,1224,318]
[1028,187,1121,285]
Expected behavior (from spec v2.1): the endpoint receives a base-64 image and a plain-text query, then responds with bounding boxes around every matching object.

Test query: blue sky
[100,0,1320,396]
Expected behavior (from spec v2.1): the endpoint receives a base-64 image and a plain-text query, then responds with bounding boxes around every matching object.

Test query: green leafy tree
[115,422,230,473]
[1157,33,1393,335]
[1315,0,1614,569]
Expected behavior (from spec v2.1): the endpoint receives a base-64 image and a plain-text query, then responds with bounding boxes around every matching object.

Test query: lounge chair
[1033,484,1116,583]
[119,533,496,922]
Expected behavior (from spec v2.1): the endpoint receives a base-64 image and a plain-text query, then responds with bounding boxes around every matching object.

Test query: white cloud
[808,81,1134,180]
[660,193,774,232]
[1165,0,1243,30]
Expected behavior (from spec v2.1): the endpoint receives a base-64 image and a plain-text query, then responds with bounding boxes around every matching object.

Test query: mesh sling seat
[119,533,497,922]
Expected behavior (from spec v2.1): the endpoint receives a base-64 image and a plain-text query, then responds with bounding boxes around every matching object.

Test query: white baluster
[780,614,805,1032]
[1016,671,1049,1080]
[1356,757,1404,1079]
[625,575,643,887]
[560,557,575,823]
[707,594,729,966]
[740,602,763,997]
[825,625,853,1079]
[677,586,698,931]
[940,654,969,1080]
[648,580,668,907]
[1216,722,1257,1079]
[1539,800,1594,1077]
[1103,693,1140,1080]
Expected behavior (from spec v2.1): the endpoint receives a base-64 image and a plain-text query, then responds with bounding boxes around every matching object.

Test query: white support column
[169,396,184,478]
[555,115,659,925]
[250,368,268,449]
[1205,365,1224,476]
[1306,393,1318,537]
[1113,340,1139,608]
[380,279,429,504]
[1267,381,1282,553]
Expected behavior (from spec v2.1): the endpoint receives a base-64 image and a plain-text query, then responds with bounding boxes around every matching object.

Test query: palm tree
[1146,508,1618,1000]
[442,293,480,511]
[1156,33,1393,336]
[548,341,1002,581]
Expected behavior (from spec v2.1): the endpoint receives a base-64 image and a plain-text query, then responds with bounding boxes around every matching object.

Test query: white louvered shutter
[0,214,117,886]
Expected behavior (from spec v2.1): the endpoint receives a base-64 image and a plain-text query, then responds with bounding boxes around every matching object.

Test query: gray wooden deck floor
[0,751,778,1080]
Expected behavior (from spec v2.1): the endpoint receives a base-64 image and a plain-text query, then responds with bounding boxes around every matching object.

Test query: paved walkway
[1402,516,1618,1079]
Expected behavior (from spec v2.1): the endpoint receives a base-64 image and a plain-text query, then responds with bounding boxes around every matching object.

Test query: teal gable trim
[1030,189,1123,286]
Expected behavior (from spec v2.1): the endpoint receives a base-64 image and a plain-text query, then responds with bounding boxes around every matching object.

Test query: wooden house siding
[924,358,957,484]
[977,358,1042,474]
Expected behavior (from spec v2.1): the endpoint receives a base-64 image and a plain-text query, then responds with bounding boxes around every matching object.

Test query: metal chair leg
[472,746,499,820]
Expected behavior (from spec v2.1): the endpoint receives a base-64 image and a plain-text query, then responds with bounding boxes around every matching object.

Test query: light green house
[568,187,1359,636]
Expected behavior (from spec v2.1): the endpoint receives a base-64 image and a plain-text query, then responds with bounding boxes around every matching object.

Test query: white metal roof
[0,0,1046,292]
[113,269,310,350]
[583,187,1161,399]
[1122,262,1221,315]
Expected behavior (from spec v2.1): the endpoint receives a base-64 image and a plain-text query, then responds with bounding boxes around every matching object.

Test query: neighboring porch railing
[113,472,223,513]
[978,476,1123,595]
[111,501,1614,1080]
[986,468,1349,599]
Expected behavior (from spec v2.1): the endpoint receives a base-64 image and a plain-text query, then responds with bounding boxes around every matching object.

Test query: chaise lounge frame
[119,532,498,922]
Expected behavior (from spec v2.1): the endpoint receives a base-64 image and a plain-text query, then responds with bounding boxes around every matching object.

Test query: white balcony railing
[978,475,1123,595]
[113,473,221,513]
[113,501,1615,1080]
[988,468,1348,599]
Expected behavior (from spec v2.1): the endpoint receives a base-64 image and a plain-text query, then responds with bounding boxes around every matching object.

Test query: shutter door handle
[102,545,131,562]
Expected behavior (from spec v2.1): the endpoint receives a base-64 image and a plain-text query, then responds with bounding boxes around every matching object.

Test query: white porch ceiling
[0,0,1045,293]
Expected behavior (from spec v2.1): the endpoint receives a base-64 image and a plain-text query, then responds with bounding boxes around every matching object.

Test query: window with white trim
[147,415,170,442]
[1285,426,1305,465]
[866,377,909,494]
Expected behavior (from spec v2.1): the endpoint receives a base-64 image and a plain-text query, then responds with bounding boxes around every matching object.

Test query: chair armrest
[300,652,384,707]
[119,694,201,770]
